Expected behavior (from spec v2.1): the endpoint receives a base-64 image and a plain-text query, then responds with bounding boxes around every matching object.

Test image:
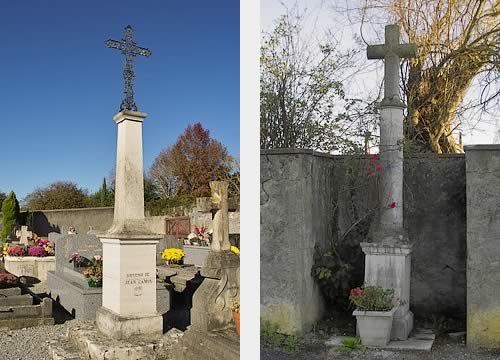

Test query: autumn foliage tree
[24,181,88,210]
[150,123,233,198]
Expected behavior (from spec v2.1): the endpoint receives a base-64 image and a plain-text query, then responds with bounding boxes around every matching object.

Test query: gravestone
[47,234,103,319]
[361,24,416,341]
[16,226,32,245]
[0,272,54,329]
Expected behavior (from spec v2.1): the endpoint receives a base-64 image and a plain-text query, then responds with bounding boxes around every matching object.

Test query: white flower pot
[353,307,395,346]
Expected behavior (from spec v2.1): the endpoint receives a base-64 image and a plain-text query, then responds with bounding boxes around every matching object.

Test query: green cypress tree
[1,191,20,242]
[100,178,107,207]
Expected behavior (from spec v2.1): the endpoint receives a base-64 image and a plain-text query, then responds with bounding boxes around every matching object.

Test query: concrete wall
[22,206,240,237]
[261,150,335,334]
[261,149,467,334]
[465,145,500,349]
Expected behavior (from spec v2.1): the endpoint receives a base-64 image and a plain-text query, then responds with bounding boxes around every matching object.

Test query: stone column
[96,110,162,340]
[363,24,416,341]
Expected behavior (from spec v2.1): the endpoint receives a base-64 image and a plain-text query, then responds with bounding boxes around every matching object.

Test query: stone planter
[353,308,396,346]
[4,256,56,282]
[183,245,211,267]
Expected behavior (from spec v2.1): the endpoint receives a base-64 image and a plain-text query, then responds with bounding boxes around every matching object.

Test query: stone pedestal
[191,251,240,332]
[96,234,162,340]
[361,242,413,340]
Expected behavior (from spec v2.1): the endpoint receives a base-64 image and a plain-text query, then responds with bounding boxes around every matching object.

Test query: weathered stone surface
[191,251,239,333]
[0,297,54,329]
[172,328,239,360]
[465,145,500,349]
[5,255,55,281]
[261,149,467,334]
[261,150,334,334]
[47,321,183,359]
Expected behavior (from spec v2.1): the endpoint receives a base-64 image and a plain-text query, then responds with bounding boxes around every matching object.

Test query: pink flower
[370,154,379,161]
[350,287,363,296]
[388,202,397,209]
[375,164,383,172]
[367,171,374,177]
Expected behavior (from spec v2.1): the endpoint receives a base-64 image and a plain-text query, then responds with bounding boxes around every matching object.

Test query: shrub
[1,192,20,242]
[349,286,395,311]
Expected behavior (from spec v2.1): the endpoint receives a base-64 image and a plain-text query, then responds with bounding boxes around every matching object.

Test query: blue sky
[0,0,239,199]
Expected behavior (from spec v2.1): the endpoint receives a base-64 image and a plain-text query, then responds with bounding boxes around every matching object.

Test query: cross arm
[394,44,416,59]
[367,44,386,59]
[131,46,152,58]
[105,39,125,51]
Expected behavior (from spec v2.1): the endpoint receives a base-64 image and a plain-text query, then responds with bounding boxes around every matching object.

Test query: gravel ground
[0,320,89,360]
[261,337,500,360]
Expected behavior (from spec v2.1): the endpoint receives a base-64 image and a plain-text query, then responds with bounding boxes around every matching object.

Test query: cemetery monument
[361,24,416,340]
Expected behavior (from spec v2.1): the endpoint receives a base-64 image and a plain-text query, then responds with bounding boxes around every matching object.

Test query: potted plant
[83,255,103,287]
[350,286,396,346]
[161,248,185,266]
[231,300,240,336]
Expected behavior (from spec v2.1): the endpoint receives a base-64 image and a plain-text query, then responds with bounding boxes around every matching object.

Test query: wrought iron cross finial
[106,25,151,112]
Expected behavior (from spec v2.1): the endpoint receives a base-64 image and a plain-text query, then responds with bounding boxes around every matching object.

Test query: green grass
[260,320,301,353]
[338,337,364,353]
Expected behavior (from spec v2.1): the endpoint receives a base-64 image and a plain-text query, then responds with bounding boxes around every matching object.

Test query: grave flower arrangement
[350,286,396,346]
[83,255,103,287]
[186,225,212,246]
[6,245,26,257]
[349,286,394,311]
[161,248,185,265]
[230,246,240,255]
[28,246,48,257]
[231,301,240,336]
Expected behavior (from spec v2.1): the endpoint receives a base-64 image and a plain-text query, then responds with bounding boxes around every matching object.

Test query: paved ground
[262,335,500,360]
[261,313,500,360]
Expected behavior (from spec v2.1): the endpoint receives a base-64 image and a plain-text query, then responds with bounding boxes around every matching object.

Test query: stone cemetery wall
[24,206,240,237]
[465,145,500,348]
[261,149,467,334]
[29,207,115,236]
[261,150,336,334]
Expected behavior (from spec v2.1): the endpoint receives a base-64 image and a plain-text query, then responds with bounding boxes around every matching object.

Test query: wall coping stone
[464,144,500,151]
[261,148,465,159]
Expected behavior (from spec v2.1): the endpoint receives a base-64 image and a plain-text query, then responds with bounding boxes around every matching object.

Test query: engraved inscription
[124,272,153,296]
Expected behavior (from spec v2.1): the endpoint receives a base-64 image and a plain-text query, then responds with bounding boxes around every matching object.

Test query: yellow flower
[230,246,240,255]
[161,248,185,263]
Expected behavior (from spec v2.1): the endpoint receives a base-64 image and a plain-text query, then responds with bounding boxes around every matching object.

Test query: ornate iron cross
[106,25,151,112]
[367,24,416,107]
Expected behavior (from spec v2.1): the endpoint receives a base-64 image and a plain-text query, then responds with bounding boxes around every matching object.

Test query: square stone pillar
[361,242,413,340]
[96,110,163,340]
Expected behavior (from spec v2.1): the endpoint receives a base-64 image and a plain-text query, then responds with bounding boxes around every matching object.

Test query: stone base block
[47,321,183,360]
[96,306,162,341]
[392,309,413,340]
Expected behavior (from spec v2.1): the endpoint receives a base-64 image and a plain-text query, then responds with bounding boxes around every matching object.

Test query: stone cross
[194,181,235,251]
[106,25,151,112]
[367,24,416,107]
[208,181,231,252]
[367,24,416,244]
[15,226,32,245]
